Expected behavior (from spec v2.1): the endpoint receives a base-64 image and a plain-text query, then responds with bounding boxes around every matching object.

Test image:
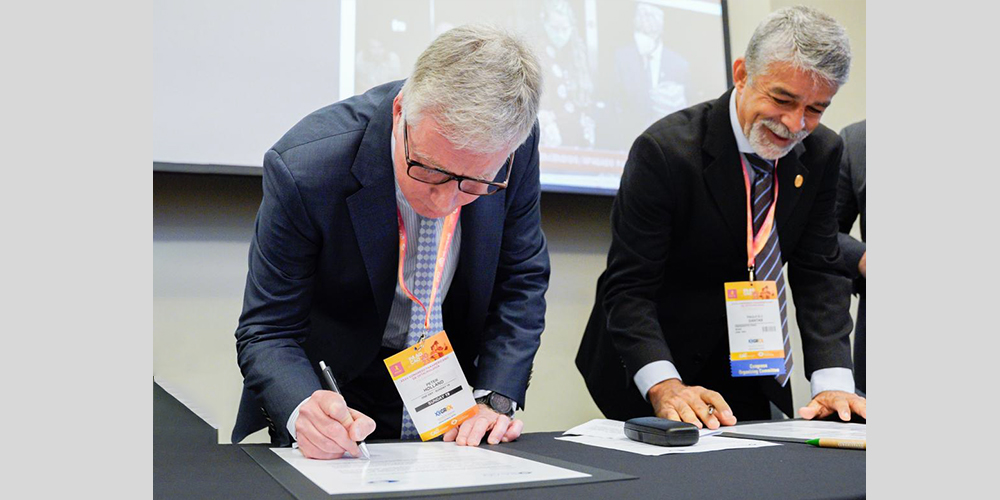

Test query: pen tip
[319,361,328,370]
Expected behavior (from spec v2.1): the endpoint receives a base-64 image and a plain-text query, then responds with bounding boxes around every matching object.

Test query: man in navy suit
[232,25,549,459]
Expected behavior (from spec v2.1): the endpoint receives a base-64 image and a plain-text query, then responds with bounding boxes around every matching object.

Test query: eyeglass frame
[402,118,514,196]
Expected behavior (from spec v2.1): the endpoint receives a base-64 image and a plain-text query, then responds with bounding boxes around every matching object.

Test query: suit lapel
[346,84,401,328]
[702,89,811,258]
[702,89,747,260]
[775,142,807,230]
[452,187,503,309]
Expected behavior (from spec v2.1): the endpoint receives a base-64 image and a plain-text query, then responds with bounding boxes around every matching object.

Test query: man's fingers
[688,397,720,429]
[701,390,737,426]
[443,427,459,442]
[799,399,830,420]
[467,417,493,447]
[661,407,681,422]
[313,391,353,425]
[674,400,703,429]
[487,415,510,445]
[455,417,475,446]
[298,427,344,460]
[314,417,360,457]
[347,408,377,441]
[832,396,852,421]
[298,418,340,455]
[297,432,326,459]
[849,396,867,419]
[297,428,325,459]
[501,419,524,443]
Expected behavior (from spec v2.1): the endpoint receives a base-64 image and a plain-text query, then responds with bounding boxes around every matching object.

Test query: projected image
[349,0,728,194]
[608,2,693,147]
[154,0,727,194]
[535,0,597,150]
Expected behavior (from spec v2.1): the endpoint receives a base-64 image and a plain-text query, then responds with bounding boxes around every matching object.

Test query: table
[154,383,864,499]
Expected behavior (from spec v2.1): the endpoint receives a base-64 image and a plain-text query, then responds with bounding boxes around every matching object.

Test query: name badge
[383,331,478,440]
[724,281,786,377]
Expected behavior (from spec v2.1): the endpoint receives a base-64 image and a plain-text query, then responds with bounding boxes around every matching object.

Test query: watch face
[490,393,512,415]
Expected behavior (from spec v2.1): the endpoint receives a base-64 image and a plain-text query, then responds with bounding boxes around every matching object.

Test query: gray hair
[401,24,542,153]
[635,3,664,36]
[744,6,851,88]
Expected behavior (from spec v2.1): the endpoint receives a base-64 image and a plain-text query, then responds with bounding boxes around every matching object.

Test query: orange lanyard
[396,207,461,337]
[740,156,779,281]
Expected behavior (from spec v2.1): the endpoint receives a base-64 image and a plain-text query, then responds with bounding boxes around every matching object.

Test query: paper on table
[563,418,722,439]
[271,442,589,496]
[557,419,776,456]
[721,420,866,442]
[556,434,778,456]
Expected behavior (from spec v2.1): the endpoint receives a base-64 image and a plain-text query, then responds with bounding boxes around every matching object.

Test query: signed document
[270,442,589,495]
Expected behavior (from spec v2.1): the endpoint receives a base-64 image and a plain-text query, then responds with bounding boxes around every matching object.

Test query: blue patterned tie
[399,217,445,439]
[747,154,793,387]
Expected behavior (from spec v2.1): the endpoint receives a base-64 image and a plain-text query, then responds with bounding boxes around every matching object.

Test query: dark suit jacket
[614,44,691,117]
[233,80,550,444]
[577,89,853,420]
[836,120,866,394]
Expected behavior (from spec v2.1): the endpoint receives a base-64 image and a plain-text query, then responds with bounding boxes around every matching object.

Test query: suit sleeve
[473,125,551,409]
[836,129,866,281]
[234,150,323,441]
[602,133,677,379]
[786,142,854,378]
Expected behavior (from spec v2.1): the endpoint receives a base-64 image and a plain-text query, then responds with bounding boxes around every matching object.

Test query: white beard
[746,118,809,160]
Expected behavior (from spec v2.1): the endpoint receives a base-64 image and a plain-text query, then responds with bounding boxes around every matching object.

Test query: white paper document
[721,420,866,441]
[271,442,589,495]
[557,419,777,456]
[563,418,722,439]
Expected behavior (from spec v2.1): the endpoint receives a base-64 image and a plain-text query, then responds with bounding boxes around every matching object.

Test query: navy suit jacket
[233,80,550,444]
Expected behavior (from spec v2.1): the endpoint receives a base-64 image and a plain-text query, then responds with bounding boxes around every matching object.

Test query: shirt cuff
[286,396,311,441]
[472,389,519,412]
[809,367,855,398]
[633,360,682,401]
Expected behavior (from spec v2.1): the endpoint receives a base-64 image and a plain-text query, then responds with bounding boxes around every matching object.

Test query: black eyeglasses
[403,119,513,196]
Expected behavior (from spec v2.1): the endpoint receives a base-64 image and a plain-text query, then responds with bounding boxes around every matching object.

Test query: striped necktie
[746,153,793,387]
[399,217,445,439]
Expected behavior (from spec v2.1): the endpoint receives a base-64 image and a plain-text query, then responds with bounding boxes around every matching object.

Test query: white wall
[153,0,865,443]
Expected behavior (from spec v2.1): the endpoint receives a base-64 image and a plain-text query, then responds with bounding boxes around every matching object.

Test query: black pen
[318,361,371,459]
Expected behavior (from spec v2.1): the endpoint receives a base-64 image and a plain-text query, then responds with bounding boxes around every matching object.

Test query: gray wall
[153,0,865,443]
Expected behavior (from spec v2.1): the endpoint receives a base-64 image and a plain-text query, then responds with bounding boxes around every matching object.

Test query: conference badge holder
[724,280,786,377]
[383,331,478,441]
[726,154,785,378]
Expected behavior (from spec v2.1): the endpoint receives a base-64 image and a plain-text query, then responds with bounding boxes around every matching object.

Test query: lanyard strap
[740,156,779,280]
[396,207,461,333]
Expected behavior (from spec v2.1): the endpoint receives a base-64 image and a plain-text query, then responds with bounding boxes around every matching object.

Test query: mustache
[760,118,809,142]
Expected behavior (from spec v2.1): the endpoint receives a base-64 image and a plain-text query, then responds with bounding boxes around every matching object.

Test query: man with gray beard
[578,6,866,428]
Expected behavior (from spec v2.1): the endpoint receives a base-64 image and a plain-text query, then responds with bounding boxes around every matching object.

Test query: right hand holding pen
[648,379,737,430]
[295,390,376,460]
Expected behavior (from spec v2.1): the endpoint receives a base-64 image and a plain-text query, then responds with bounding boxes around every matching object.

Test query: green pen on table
[806,438,865,450]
